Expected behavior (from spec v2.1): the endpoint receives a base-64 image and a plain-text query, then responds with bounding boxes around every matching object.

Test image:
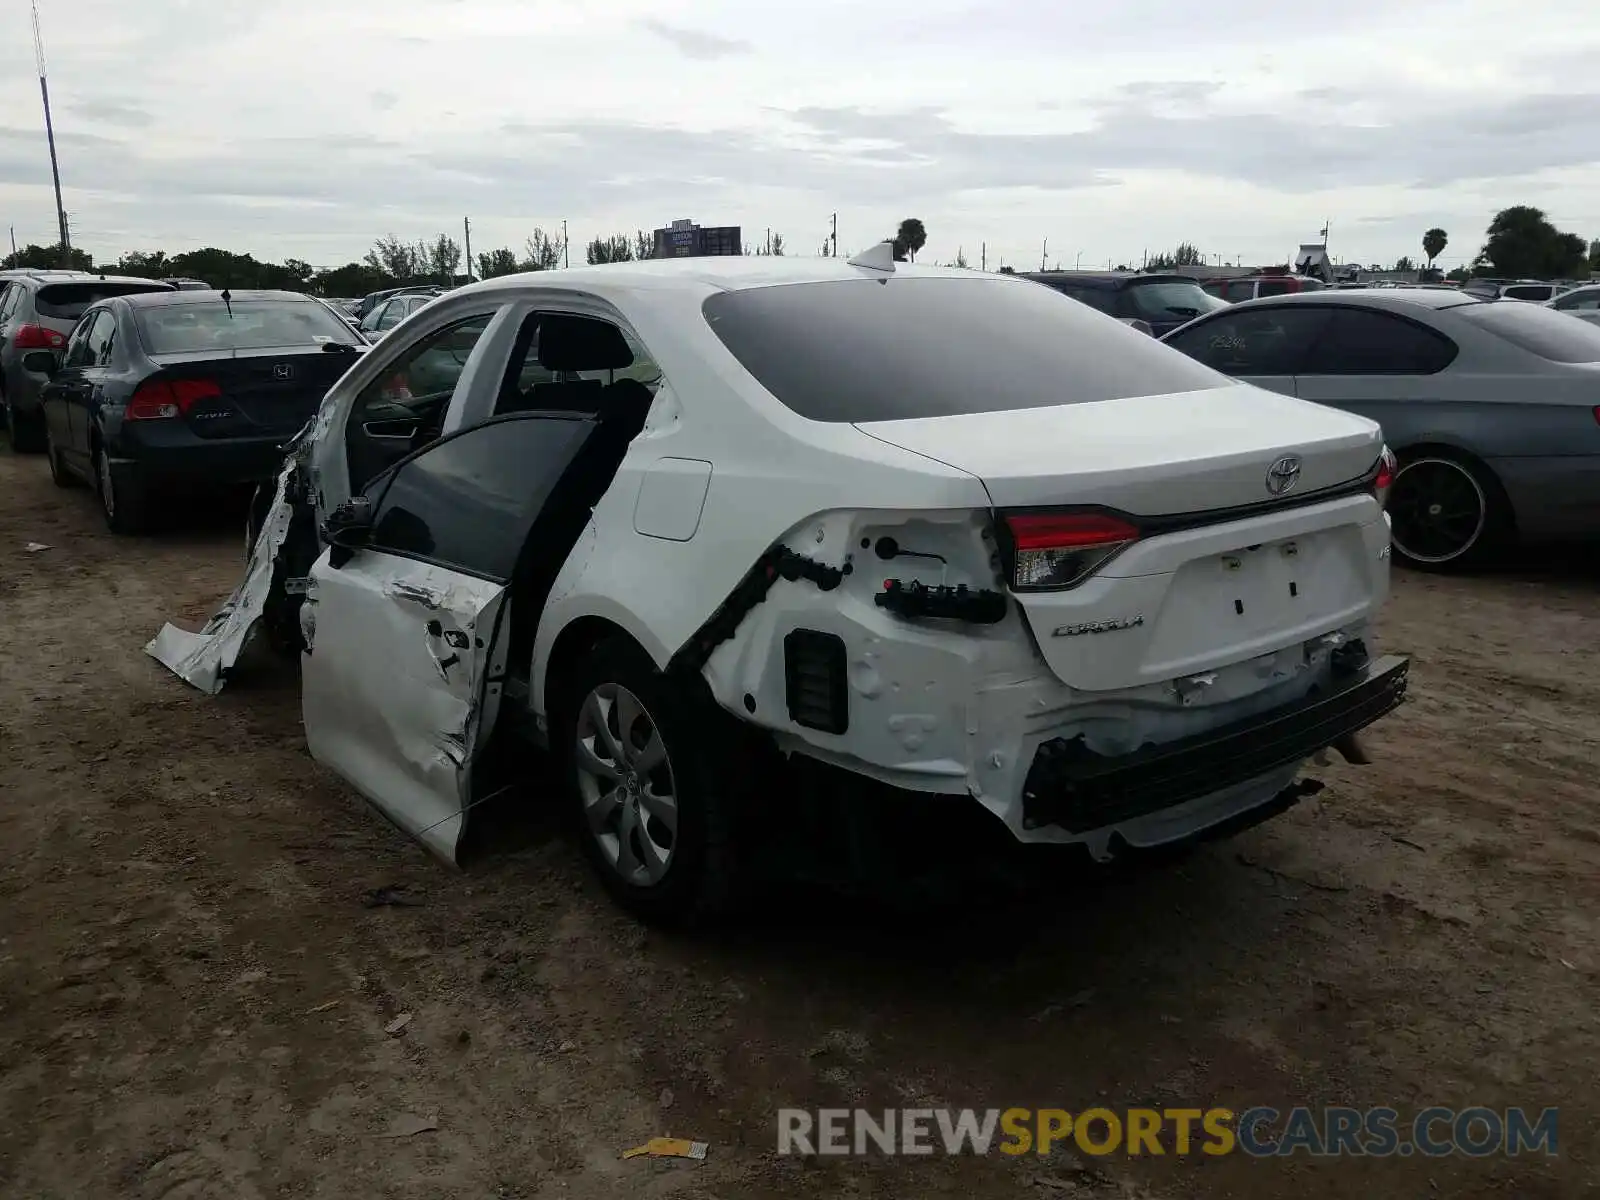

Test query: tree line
[5,205,1583,293]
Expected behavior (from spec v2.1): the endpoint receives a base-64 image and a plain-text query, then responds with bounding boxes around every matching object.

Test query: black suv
[1018,271,1228,337]
[0,271,174,450]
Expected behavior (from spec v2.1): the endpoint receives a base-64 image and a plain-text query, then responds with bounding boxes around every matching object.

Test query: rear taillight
[126,377,222,420]
[1592,406,1600,426]
[14,323,65,351]
[1002,511,1140,591]
[1372,445,1397,508]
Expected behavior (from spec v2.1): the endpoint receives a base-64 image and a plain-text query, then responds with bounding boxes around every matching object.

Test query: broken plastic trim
[145,455,300,693]
[667,546,846,678]
[875,579,1007,624]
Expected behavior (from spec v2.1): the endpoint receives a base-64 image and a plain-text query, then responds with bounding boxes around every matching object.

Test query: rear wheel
[553,636,740,926]
[1387,453,1509,570]
[96,443,149,535]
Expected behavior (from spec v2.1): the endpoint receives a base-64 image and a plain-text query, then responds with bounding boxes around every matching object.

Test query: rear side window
[1124,279,1221,320]
[136,299,360,354]
[1503,285,1552,302]
[1059,284,1115,314]
[34,282,170,321]
[1163,306,1330,375]
[1224,280,1256,303]
[1301,308,1458,375]
[701,276,1228,422]
[1554,289,1600,311]
[1456,302,1600,363]
[1256,279,1293,298]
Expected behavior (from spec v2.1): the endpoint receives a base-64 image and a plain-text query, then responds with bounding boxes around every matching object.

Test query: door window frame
[1299,305,1459,376]
[61,313,99,369]
[357,409,599,583]
[1164,303,1330,376]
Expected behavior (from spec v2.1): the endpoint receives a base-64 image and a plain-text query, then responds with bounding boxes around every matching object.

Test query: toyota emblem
[272,362,294,381]
[1264,455,1302,496]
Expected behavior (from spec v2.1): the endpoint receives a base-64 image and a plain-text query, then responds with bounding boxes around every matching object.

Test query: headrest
[538,315,634,372]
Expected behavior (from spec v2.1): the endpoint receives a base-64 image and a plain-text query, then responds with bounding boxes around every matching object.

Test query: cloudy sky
[1,0,1597,272]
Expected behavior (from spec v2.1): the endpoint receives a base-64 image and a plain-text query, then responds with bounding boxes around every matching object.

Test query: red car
[1202,274,1328,303]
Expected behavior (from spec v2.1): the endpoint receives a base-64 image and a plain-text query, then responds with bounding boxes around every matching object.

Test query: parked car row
[1,270,371,530]
[0,270,178,450]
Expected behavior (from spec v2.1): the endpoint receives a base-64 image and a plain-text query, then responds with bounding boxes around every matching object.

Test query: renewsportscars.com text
[776,1106,1558,1158]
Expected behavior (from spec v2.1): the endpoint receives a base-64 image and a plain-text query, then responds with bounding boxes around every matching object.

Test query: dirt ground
[0,446,1596,1200]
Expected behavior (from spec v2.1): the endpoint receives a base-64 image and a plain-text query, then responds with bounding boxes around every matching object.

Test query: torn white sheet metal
[300,553,508,864]
[144,456,297,694]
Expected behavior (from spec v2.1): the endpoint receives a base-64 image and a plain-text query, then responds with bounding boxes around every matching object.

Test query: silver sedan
[1161,289,1600,568]
[1549,283,1600,327]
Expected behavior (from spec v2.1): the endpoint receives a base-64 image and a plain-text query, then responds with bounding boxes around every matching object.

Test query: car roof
[4,270,168,288]
[1229,287,1482,312]
[1021,270,1198,289]
[456,257,1165,305]
[116,288,321,307]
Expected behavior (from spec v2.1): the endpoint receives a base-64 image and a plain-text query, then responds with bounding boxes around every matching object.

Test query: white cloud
[0,0,1596,272]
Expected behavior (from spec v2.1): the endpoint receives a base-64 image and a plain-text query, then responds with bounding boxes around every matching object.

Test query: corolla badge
[1052,615,1145,637]
[1265,454,1302,496]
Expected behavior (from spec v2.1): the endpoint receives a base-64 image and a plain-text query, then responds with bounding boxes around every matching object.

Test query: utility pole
[980,242,986,271]
[8,226,15,260]
[830,212,837,258]
[32,2,70,264]
[463,216,473,282]
[1040,238,1048,271]
[562,219,569,268]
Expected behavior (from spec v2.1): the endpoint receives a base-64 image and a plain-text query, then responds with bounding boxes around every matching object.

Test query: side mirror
[322,495,374,566]
[21,350,58,376]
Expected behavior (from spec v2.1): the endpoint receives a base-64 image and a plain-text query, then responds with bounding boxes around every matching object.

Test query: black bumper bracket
[1021,655,1410,834]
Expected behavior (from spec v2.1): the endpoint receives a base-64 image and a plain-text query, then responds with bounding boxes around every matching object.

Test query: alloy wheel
[573,682,679,887]
[1387,457,1486,565]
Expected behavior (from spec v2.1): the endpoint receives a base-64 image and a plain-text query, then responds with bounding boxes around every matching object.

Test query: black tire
[551,636,741,926]
[1387,451,1512,571]
[5,401,46,453]
[95,443,149,534]
[45,424,79,488]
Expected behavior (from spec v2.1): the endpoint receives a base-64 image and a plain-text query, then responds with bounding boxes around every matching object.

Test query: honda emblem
[272,362,294,381]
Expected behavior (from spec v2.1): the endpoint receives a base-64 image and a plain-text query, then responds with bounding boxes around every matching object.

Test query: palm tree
[1422,227,1448,270]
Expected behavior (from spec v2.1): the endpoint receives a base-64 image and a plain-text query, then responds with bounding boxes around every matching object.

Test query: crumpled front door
[300,551,508,863]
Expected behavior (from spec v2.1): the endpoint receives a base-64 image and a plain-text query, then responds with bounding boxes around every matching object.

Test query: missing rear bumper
[1021,654,1410,834]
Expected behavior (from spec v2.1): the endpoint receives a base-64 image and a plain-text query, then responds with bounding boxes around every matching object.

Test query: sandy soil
[0,445,1596,1199]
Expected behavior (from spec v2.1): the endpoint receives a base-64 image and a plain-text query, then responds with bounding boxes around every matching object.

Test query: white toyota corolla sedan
[149,248,1409,924]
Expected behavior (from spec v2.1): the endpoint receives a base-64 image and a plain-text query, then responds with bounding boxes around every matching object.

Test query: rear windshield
[135,299,362,355]
[701,276,1228,423]
[1125,280,1229,319]
[1455,301,1600,363]
[35,282,171,321]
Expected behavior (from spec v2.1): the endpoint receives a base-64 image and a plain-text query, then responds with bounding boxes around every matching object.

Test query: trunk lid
[856,385,1390,693]
[854,384,1382,513]
[149,347,354,440]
